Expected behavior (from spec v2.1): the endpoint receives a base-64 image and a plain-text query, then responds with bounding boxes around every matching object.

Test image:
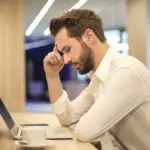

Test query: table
[0,113,97,150]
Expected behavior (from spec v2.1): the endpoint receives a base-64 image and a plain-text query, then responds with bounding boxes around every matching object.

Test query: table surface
[0,113,96,150]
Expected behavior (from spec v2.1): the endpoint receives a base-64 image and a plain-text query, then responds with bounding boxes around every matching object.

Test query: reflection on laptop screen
[0,98,15,130]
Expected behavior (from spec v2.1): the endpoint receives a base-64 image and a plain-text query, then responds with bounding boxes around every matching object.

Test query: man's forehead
[55,28,68,40]
[55,41,65,51]
[55,28,69,50]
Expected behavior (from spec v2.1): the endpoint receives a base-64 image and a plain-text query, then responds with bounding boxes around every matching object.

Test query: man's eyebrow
[61,46,71,52]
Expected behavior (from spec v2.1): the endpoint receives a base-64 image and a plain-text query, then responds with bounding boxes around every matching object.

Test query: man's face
[55,28,95,74]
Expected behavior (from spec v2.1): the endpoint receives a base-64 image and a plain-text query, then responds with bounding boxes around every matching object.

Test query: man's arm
[46,76,63,103]
[51,87,95,127]
[43,45,64,103]
[44,45,95,126]
[74,68,144,142]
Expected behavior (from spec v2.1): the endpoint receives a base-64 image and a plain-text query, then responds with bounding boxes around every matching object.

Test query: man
[43,9,150,150]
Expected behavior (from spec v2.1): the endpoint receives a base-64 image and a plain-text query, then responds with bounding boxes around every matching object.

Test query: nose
[64,54,71,64]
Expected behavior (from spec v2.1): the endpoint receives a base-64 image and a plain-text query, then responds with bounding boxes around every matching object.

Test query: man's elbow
[74,123,105,142]
[75,126,94,142]
[56,114,72,126]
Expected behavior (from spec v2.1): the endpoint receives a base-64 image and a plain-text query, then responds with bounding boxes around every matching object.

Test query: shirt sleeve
[51,87,95,126]
[75,68,144,142]
[51,90,69,115]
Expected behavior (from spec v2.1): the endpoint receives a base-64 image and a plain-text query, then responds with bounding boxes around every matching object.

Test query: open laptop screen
[0,98,15,130]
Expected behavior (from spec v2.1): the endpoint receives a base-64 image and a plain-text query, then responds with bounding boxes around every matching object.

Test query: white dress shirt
[51,47,150,150]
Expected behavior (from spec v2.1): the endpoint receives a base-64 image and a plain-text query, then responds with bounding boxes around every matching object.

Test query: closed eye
[62,46,71,53]
[64,47,71,53]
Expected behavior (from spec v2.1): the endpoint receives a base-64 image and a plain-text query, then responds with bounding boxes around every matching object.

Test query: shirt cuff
[51,90,69,115]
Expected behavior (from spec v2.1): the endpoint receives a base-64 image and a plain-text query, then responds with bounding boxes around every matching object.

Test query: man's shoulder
[107,53,150,80]
[111,53,144,70]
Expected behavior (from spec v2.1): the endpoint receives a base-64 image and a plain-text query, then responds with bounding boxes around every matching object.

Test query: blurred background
[0,0,150,113]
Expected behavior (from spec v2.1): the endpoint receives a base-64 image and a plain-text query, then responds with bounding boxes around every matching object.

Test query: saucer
[15,140,54,148]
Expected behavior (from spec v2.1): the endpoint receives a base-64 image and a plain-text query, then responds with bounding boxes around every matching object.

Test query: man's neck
[93,42,110,72]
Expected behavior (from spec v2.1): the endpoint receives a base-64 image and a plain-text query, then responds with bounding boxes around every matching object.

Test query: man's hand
[43,45,64,79]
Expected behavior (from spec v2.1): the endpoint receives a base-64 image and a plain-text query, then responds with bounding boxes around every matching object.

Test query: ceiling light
[44,0,88,36]
[68,0,88,11]
[26,0,55,36]
[44,28,50,36]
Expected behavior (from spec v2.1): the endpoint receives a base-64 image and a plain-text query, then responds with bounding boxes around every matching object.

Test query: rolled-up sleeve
[51,88,94,126]
[51,90,69,115]
[75,68,144,142]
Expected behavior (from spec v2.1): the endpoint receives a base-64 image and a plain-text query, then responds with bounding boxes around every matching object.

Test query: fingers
[53,44,63,57]
[53,44,59,52]
[49,53,57,65]
[44,51,63,65]
[54,51,64,63]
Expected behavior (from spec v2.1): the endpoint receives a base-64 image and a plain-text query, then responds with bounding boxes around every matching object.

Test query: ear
[81,28,95,45]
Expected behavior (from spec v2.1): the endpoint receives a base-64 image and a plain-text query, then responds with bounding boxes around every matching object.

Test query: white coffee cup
[21,126,46,146]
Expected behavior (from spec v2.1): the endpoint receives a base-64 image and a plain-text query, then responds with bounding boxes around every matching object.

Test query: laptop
[0,98,73,140]
[0,98,48,140]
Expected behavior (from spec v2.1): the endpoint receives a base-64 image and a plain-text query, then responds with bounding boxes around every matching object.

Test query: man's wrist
[46,74,60,81]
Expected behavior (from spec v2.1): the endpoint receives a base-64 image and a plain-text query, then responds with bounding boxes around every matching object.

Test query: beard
[76,41,95,74]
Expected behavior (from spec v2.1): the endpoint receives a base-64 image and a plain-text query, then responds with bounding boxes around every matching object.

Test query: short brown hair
[50,9,106,42]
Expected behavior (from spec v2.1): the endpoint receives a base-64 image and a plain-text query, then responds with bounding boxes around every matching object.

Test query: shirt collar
[92,47,117,82]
